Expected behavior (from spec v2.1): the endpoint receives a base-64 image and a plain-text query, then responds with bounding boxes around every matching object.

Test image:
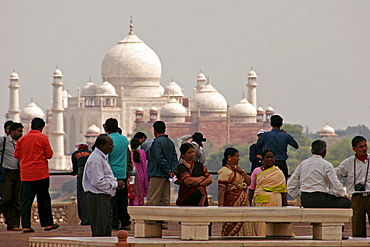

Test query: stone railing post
[67,196,79,226]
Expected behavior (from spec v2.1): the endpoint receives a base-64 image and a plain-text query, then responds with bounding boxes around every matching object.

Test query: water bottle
[130,166,136,185]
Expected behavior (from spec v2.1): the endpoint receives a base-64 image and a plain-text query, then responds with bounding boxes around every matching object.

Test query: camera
[355,183,366,191]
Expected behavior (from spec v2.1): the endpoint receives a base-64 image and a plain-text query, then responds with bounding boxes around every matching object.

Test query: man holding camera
[336,136,370,237]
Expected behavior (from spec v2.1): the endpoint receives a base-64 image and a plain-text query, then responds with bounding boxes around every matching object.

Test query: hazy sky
[1,0,369,133]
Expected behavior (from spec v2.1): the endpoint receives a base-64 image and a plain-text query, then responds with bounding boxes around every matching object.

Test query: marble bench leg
[181,222,210,240]
[134,220,162,238]
[265,222,292,237]
[311,223,343,240]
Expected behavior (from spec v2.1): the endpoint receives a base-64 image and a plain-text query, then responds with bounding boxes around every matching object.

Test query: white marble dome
[191,83,227,112]
[81,81,97,97]
[53,68,63,77]
[96,81,117,96]
[86,124,101,134]
[21,100,45,119]
[101,22,161,97]
[160,98,187,117]
[10,71,19,80]
[163,80,184,97]
[230,98,257,117]
[150,106,158,111]
[248,69,257,78]
[257,106,264,112]
[266,105,274,112]
[197,72,206,80]
[136,107,144,112]
[320,124,336,135]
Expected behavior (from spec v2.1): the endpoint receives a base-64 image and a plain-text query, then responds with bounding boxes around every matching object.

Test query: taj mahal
[5,20,285,170]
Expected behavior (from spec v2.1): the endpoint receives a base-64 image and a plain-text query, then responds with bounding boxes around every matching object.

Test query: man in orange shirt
[14,118,59,233]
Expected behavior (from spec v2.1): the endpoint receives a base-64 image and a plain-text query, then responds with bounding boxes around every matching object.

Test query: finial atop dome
[242,92,245,99]
[129,16,133,33]
[207,77,210,85]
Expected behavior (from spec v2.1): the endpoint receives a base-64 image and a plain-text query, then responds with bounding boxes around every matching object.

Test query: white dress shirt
[335,154,370,195]
[287,155,346,200]
[83,148,118,197]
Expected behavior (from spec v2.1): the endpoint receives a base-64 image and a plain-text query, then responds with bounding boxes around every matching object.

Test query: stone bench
[128,206,352,241]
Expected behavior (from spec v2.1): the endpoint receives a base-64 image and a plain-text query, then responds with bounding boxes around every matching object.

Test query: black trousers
[21,177,53,228]
[301,192,352,208]
[274,160,288,179]
[111,184,131,228]
[86,192,112,236]
[0,169,21,228]
[77,168,89,225]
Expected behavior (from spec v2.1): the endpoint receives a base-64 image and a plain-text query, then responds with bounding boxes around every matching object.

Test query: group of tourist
[0,118,59,233]
[1,114,370,239]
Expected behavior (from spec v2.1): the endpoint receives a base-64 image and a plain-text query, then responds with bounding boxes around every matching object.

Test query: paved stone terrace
[0,221,365,247]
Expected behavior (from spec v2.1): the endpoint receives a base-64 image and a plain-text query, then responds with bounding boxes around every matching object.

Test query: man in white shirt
[287,140,351,208]
[336,136,369,237]
[83,134,125,236]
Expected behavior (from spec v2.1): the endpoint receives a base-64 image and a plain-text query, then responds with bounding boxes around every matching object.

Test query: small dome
[266,105,274,112]
[21,100,45,119]
[163,80,184,97]
[96,81,117,96]
[247,68,257,78]
[53,68,63,77]
[230,98,257,117]
[136,107,144,112]
[81,81,97,97]
[10,71,19,80]
[257,106,264,112]
[197,72,206,80]
[150,106,158,111]
[321,124,335,134]
[191,83,227,112]
[86,124,101,134]
[160,98,186,117]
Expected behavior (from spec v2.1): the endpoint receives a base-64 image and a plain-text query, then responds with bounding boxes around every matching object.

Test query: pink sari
[129,150,149,206]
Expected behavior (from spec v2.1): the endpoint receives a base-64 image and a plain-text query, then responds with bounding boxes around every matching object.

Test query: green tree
[325,138,353,166]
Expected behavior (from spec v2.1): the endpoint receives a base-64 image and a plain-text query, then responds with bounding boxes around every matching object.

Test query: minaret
[247,67,258,108]
[8,71,20,122]
[50,67,65,170]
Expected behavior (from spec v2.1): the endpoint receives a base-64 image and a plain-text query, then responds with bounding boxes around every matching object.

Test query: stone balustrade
[0,196,78,227]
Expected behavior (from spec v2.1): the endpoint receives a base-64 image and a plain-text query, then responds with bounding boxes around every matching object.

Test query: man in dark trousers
[0,122,23,231]
[71,142,91,225]
[83,134,125,236]
[249,129,265,174]
[14,117,59,233]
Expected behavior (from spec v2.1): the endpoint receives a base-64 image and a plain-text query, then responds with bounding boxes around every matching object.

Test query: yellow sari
[254,166,286,235]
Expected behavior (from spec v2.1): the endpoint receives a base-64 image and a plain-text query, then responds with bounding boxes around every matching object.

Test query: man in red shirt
[14,117,59,233]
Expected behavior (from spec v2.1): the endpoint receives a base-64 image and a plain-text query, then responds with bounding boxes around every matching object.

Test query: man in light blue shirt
[103,118,131,231]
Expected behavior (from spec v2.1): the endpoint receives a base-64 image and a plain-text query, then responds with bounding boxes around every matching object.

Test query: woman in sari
[129,138,149,206]
[176,143,212,206]
[218,147,255,236]
[248,149,288,236]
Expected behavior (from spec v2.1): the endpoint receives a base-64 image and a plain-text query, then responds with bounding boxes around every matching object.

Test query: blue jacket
[147,134,178,177]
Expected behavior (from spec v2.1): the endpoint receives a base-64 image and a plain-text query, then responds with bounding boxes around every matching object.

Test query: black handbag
[0,137,6,182]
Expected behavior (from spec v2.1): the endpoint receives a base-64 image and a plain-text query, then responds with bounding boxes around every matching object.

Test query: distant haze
[1,1,369,133]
